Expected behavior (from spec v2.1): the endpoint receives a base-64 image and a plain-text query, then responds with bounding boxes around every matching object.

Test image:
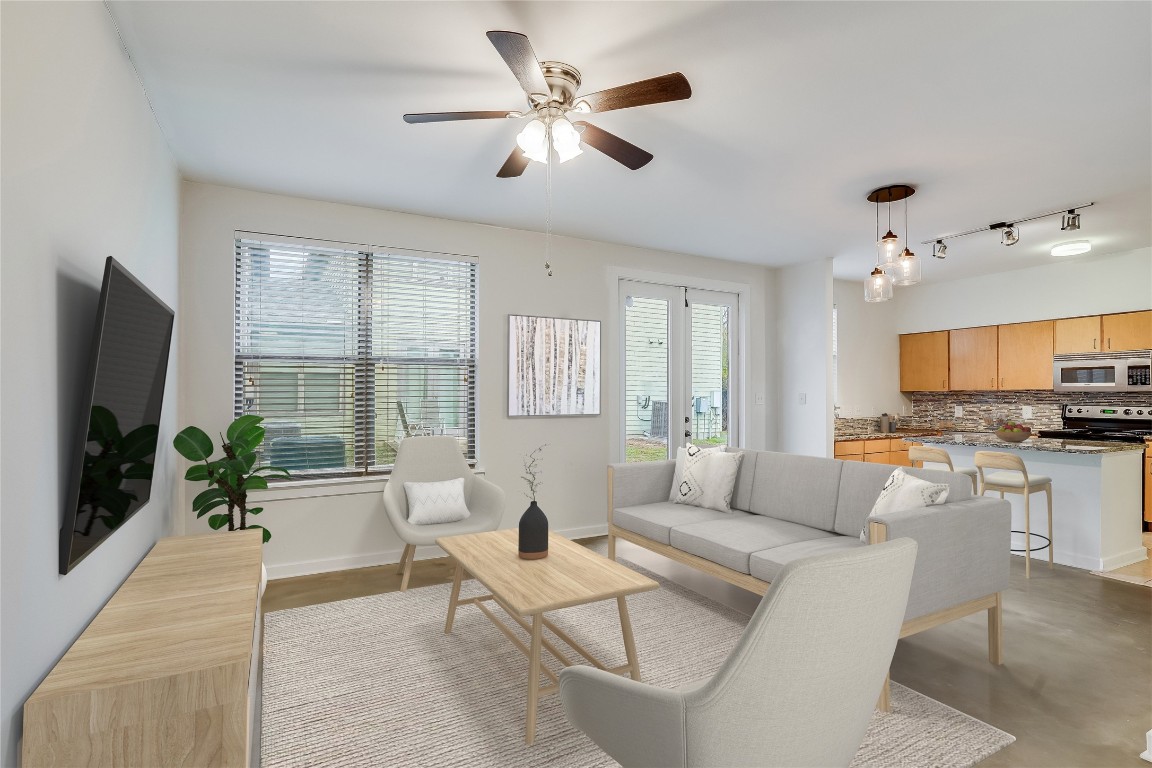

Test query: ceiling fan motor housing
[538,61,582,106]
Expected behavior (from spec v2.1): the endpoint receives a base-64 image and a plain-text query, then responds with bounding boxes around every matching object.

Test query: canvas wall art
[508,315,601,416]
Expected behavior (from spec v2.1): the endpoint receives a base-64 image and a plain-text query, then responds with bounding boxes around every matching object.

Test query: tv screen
[59,257,174,574]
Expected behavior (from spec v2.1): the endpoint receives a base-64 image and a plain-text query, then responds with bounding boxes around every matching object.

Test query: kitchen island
[907,433,1145,571]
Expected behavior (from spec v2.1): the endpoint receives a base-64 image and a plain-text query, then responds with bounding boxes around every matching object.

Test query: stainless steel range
[1039,403,1152,443]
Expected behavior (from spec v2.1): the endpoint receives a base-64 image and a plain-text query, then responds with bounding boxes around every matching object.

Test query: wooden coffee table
[436,529,658,744]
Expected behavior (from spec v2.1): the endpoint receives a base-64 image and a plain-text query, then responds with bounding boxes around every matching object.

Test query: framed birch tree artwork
[508,315,601,416]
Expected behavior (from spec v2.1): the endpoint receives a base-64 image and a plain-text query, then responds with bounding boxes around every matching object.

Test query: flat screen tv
[59,257,174,574]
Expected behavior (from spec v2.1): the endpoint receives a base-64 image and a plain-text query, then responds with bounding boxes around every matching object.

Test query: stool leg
[1046,486,1054,568]
[1024,490,1031,579]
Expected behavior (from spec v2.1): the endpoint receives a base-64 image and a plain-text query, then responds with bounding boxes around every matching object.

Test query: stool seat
[981,471,1051,489]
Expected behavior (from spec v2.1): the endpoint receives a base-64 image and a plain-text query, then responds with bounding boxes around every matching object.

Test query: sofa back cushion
[726,447,758,513]
[833,462,974,537]
[745,451,843,531]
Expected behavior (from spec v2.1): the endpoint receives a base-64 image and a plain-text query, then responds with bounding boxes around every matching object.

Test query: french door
[620,280,740,462]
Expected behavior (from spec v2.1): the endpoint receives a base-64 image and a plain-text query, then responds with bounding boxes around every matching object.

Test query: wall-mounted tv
[59,257,174,574]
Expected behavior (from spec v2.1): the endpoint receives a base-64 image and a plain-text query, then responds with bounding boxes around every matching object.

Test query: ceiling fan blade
[497,147,530,178]
[403,111,513,124]
[577,72,692,114]
[486,31,550,100]
[572,122,653,170]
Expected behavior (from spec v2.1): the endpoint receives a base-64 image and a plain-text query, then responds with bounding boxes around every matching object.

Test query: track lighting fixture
[1001,225,1019,246]
[933,241,947,259]
[921,201,1094,257]
[1061,210,1081,231]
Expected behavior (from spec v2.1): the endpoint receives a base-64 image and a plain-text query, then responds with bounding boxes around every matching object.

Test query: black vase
[518,501,549,560]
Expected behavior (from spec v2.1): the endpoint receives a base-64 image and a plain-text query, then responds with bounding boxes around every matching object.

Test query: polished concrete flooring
[264,537,1152,767]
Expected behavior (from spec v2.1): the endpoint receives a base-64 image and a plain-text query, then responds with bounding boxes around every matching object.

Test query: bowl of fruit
[994,422,1032,442]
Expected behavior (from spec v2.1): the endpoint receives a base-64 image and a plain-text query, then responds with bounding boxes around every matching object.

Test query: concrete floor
[265,539,1152,766]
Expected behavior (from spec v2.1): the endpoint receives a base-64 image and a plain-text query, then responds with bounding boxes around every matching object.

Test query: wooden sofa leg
[876,673,891,713]
[988,592,1004,665]
[607,533,616,560]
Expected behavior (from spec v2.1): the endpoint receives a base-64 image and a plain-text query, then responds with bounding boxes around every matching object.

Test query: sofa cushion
[726,447,758,513]
[832,461,974,537]
[613,502,731,545]
[749,536,866,582]
[670,514,835,574]
[746,452,843,531]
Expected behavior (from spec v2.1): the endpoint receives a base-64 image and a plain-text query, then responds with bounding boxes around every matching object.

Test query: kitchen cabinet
[1102,311,1152,352]
[899,331,949,391]
[949,326,998,391]
[834,440,864,462]
[997,321,1054,390]
[1054,316,1102,353]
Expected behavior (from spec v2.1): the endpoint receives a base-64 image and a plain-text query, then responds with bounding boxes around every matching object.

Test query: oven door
[1053,355,1152,392]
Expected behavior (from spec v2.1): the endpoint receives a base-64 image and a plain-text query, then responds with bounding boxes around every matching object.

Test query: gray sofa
[607,448,1011,698]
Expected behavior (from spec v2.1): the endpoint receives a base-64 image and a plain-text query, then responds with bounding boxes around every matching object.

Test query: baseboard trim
[265,523,610,580]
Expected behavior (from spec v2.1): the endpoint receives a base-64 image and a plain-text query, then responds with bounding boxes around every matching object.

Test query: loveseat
[607,448,1011,706]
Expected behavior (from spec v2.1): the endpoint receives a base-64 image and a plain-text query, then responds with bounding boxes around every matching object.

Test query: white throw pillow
[404,478,471,526]
[669,444,725,505]
[860,469,950,542]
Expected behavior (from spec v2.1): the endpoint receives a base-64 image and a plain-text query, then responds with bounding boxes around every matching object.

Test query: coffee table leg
[444,562,464,634]
[617,595,641,682]
[525,613,543,745]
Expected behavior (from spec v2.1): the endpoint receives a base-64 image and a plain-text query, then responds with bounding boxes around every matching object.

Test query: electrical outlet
[755,393,765,405]
[798,392,807,405]
[954,406,964,417]
[1022,405,1034,420]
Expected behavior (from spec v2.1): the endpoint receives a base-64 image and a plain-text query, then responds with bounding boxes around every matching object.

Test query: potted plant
[173,415,289,542]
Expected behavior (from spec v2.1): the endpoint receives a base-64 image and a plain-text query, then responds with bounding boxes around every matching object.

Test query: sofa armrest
[869,497,1010,622]
[608,461,676,521]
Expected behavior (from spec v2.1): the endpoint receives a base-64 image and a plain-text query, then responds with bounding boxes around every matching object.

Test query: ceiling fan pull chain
[545,138,553,277]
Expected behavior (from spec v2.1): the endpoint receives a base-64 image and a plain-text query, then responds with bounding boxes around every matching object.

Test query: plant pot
[518,501,548,559]
[995,428,1031,443]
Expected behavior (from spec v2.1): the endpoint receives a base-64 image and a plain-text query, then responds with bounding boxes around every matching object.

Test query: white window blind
[235,235,477,477]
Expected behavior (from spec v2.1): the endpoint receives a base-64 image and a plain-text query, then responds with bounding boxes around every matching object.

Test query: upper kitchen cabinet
[998,320,1054,389]
[949,326,998,390]
[1101,311,1152,351]
[1054,316,1102,353]
[900,331,949,391]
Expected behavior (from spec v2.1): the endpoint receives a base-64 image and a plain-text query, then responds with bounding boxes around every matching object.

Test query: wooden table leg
[617,595,641,682]
[444,562,464,634]
[525,613,543,745]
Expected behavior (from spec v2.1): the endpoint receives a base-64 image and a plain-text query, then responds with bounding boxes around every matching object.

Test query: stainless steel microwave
[1053,351,1152,392]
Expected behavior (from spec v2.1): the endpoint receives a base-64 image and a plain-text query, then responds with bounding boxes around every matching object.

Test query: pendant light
[892,195,921,286]
[864,267,893,302]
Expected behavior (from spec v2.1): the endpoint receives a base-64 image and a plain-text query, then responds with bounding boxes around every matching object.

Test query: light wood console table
[22,531,263,767]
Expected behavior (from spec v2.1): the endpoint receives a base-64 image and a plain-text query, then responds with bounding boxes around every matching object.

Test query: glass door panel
[688,300,731,449]
[624,292,671,462]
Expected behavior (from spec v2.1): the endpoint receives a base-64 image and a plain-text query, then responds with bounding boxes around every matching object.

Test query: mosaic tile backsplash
[901,390,1150,432]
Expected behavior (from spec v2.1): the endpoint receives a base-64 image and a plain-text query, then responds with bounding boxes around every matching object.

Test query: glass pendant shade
[877,230,901,270]
[516,119,549,163]
[893,248,921,286]
[550,117,583,163]
[864,267,893,302]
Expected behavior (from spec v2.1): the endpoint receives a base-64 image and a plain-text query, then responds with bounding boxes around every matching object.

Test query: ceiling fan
[403,31,692,178]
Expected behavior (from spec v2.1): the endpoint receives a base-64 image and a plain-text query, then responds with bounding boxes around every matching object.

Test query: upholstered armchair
[559,538,918,767]
[382,437,505,591]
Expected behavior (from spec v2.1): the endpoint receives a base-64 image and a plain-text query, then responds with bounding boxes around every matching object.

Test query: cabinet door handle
[1093,338,1097,349]
[1107,337,1111,349]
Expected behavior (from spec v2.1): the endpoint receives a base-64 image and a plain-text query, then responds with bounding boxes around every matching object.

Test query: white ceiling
[109,1,1152,282]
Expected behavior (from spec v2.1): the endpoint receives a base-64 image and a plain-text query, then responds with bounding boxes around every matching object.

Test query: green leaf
[246,524,272,543]
[123,462,154,480]
[185,464,210,482]
[232,425,266,453]
[253,465,291,478]
[173,426,214,461]
[247,507,263,516]
[120,424,159,461]
[207,514,229,530]
[237,452,257,473]
[88,405,122,442]
[226,458,250,476]
[243,475,269,491]
[226,415,263,443]
[192,488,226,511]
[195,498,228,518]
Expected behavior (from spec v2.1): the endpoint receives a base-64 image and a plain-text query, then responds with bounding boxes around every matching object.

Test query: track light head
[1061,210,1081,231]
[1001,225,1019,246]
[933,240,947,259]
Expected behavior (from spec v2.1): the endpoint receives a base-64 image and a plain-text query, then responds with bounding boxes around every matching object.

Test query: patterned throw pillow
[860,468,950,542]
[404,478,471,525]
[670,445,743,513]
[669,444,725,505]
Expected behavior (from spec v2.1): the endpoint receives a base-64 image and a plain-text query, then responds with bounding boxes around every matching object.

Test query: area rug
[262,558,1015,767]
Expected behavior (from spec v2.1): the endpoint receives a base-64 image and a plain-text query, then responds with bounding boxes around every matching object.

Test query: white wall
[0,4,181,764]
[894,247,1151,333]
[775,259,833,456]
[178,182,773,578]
[833,279,909,419]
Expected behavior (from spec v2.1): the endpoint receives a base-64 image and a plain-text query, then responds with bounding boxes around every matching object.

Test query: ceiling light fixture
[921,201,1094,255]
[933,240,947,259]
[1050,240,1092,257]
[864,267,894,303]
[892,195,920,286]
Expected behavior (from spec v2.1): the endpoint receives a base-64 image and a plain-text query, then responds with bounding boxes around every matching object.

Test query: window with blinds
[235,235,477,477]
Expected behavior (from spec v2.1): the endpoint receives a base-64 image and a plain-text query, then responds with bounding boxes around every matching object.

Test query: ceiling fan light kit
[403,31,692,177]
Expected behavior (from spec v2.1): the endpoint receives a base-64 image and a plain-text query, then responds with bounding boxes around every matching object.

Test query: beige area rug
[262,558,1015,767]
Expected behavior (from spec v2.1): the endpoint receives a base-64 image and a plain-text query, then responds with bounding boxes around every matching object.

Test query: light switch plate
[755,393,765,405]
[954,406,964,417]
[1022,405,1034,419]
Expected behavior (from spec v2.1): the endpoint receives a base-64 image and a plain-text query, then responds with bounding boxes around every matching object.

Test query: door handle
[684,430,692,438]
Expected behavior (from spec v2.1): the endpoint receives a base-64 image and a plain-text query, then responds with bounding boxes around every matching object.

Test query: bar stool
[909,445,979,493]
[975,451,1053,578]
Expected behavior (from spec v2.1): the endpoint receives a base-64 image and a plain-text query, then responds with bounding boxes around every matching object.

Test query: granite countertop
[906,432,1145,454]
[834,430,941,441]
